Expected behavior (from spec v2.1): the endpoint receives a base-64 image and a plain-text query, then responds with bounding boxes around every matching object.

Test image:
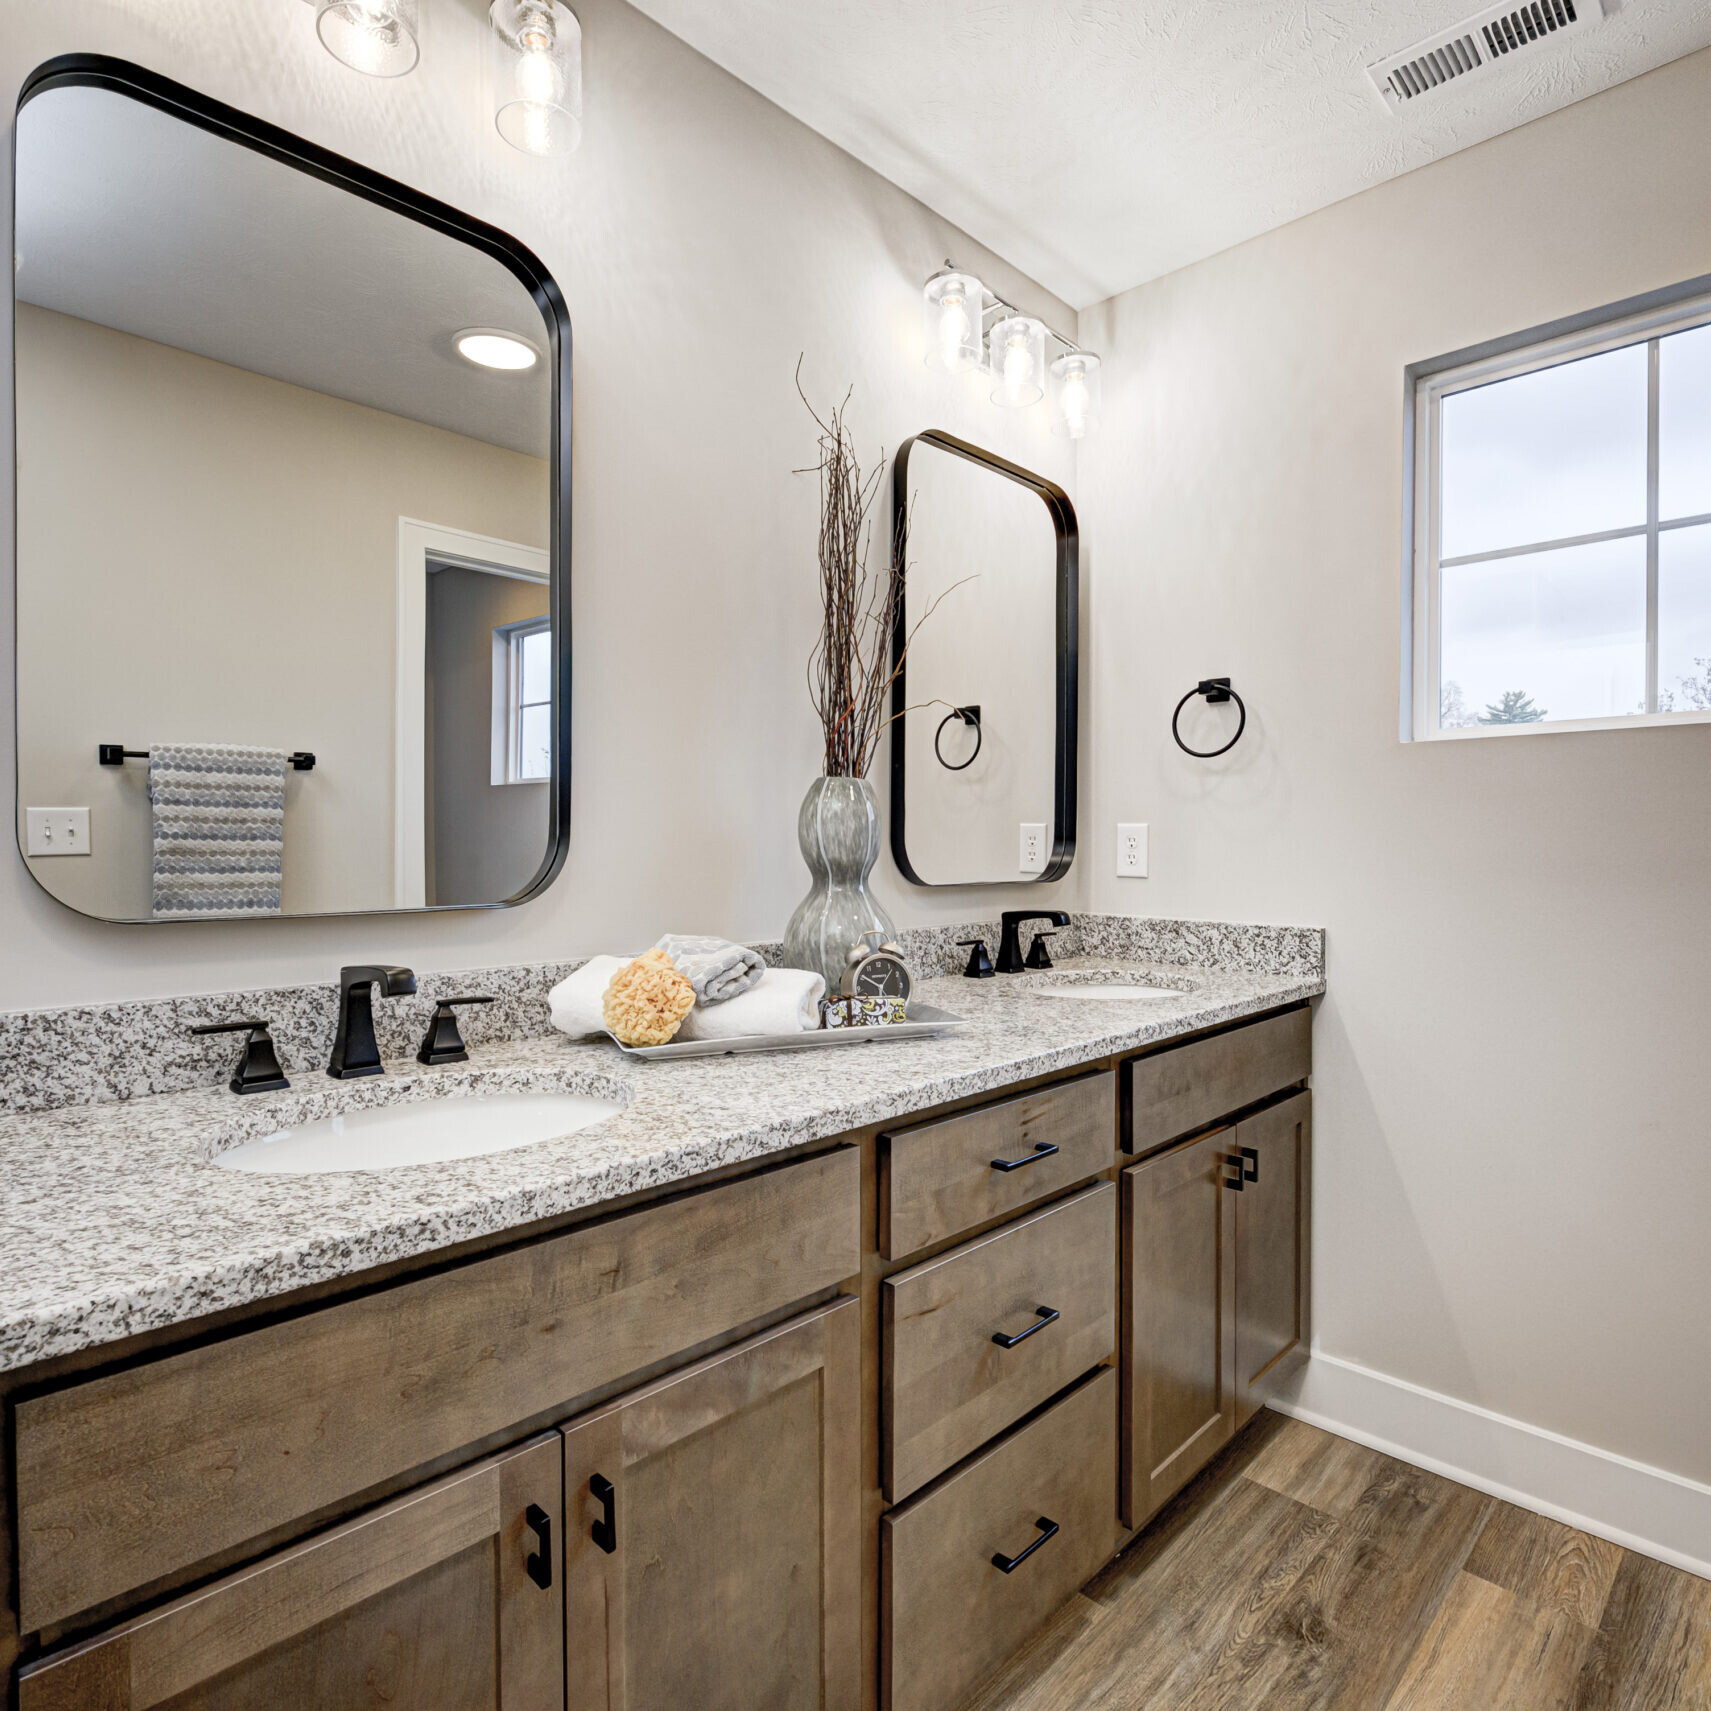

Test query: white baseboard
[1268,1352,1711,1583]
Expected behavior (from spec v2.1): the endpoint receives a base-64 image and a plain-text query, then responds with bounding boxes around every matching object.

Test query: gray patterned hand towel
[149,745,287,918]
[653,934,767,1004]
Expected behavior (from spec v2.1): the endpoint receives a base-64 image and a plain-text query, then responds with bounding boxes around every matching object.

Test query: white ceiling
[14,84,551,457]
[627,0,1711,310]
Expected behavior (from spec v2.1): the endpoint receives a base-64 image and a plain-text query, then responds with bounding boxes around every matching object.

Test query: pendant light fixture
[919,261,1102,436]
[313,0,420,77]
[490,0,583,157]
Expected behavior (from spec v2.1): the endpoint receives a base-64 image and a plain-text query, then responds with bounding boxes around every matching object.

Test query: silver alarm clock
[839,932,913,1001]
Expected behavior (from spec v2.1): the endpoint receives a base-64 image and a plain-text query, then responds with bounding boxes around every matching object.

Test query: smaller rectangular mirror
[889,431,1078,886]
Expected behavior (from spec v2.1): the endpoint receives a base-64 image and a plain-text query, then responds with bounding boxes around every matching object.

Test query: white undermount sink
[1030,982,1182,999]
[215,1090,625,1175]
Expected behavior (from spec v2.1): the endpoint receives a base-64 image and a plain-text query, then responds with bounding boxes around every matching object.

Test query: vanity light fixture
[921,262,1101,436]
[490,0,583,157]
[455,328,541,370]
[313,0,420,78]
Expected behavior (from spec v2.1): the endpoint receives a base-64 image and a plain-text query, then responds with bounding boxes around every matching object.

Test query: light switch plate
[1116,823,1148,877]
[1019,823,1047,874]
[26,807,91,857]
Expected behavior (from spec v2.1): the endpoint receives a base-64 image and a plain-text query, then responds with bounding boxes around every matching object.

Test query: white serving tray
[613,1002,970,1060]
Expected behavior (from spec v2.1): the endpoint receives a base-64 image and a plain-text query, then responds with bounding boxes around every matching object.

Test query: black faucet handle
[417,995,497,1066]
[191,1019,290,1095]
[1024,932,1057,971]
[957,939,995,979]
[995,909,1072,974]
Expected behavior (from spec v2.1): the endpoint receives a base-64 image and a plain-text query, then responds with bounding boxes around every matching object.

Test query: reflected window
[498,618,552,782]
[1413,295,1711,735]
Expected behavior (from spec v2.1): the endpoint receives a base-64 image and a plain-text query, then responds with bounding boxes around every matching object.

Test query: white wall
[0,0,1081,1006]
[1080,50,1711,1493]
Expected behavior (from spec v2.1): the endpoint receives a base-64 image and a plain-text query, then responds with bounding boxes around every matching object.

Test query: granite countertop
[0,953,1322,1374]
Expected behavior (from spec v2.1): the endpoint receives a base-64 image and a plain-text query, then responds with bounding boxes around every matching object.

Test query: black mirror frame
[888,429,1078,887]
[12,55,573,919]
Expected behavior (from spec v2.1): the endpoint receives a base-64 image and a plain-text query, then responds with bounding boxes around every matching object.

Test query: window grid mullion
[1646,338,1661,715]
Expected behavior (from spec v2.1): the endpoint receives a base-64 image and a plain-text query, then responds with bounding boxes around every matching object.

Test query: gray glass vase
[783,774,898,990]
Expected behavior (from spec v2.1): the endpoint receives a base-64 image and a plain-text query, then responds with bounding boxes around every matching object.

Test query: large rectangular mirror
[12,57,570,921]
[889,431,1077,886]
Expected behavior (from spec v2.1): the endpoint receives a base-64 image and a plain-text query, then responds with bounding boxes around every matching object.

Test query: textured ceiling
[626,0,1711,309]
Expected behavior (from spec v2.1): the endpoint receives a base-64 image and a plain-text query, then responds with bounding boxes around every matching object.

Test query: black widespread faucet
[996,910,1070,975]
[328,964,417,1079]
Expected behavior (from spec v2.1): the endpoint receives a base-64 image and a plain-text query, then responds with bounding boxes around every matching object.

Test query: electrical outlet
[1019,823,1047,874]
[26,807,91,857]
[1116,822,1148,878]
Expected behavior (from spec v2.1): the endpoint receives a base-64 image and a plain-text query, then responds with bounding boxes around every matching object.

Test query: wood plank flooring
[962,1412,1711,1711]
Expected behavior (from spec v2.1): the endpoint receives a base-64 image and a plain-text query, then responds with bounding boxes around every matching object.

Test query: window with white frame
[1411,290,1711,736]
[495,617,552,783]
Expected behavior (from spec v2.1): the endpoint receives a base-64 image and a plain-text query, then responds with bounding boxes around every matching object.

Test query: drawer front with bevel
[881,1071,1116,1260]
[884,1183,1116,1501]
[14,1147,861,1633]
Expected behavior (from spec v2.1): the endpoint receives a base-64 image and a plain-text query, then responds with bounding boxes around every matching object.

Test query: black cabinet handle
[991,1305,1060,1349]
[1239,1145,1259,1183]
[590,1473,617,1554]
[524,1504,552,1589]
[992,1516,1060,1573]
[990,1141,1060,1173]
[1221,1155,1245,1192]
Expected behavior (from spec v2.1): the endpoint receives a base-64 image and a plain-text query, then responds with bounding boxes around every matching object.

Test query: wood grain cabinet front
[882,1367,1119,1711]
[883,1183,1116,1501]
[560,1296,862,1711]
[13,1148,860,1634]
[880,1071,1116,1260]
[1122,1090,1312,1528]
[17,1435,563,1711]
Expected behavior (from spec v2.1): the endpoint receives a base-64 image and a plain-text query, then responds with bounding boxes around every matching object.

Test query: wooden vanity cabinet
[16,1434,564,1711]
[560,1296,861,1711]
[1122,1089,1311,1527]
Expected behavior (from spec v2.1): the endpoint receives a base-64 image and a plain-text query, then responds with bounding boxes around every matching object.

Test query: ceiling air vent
[1365,0,1605,110]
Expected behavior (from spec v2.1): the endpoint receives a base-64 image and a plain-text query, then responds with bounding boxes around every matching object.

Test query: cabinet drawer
[881,1071,1116,1259]
[1126,1008,1309,1154]
[14,1148,860,1633]
[884,1184,1115,1501]
[882,1367,1118,1711]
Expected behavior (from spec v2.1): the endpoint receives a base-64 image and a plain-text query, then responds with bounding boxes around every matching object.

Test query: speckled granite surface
[0,930,1323,1374]
[0,915,1323,1116]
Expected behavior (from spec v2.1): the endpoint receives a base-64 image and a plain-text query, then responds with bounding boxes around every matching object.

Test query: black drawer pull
[990,1141,1060,1173]
[992,1516,1060,1573]
[991,1305,1060,1349]
[590,1473,617,1555]
[1220,1155,1245,1192]
[1239,1145,1259,1183]
[524,1504,552,1589]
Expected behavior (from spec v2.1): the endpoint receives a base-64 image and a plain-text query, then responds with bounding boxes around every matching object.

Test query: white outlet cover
[1019,822,1047,874]
[26,806,91,857]
[1116,822,1148,878]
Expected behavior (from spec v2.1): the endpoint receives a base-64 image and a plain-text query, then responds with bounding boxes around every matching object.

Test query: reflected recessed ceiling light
[455,329,540,371]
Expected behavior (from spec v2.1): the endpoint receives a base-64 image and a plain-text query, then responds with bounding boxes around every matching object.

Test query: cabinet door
[1234,1090,1311,1426]
[1121,1128,1237,1528]
[17,1435,563,1711]
[561,1297,861,1711]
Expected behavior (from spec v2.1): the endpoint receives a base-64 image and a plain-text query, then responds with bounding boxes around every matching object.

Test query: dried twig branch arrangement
[796,361,964,777]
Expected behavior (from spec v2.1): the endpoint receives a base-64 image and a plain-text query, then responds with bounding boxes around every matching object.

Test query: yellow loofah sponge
[602,948,696,1046]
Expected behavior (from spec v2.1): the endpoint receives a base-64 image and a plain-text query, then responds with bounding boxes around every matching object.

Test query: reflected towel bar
[97,744,317,771]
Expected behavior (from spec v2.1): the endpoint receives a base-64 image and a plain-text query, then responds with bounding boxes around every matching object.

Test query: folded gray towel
[654,934,767,1005]
[149,744,286,919]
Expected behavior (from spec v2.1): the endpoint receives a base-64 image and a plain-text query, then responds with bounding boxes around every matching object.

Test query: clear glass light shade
[490,0,583,157]
[1050,352,1102,439]
[315,0,420,77]
[922,271,985,373]
[989,315,1046,407]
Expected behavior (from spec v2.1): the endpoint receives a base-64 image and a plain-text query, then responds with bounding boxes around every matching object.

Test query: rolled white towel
[676,967,826,1040]
[653,933,767,1004]
[547,955,631,1039]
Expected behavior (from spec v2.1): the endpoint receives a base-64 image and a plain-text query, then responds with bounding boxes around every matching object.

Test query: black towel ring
[1172,679,1246,758]
[934,705,982,771]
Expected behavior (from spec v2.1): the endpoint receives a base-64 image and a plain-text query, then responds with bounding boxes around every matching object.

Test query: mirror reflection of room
[12,82,554,920]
